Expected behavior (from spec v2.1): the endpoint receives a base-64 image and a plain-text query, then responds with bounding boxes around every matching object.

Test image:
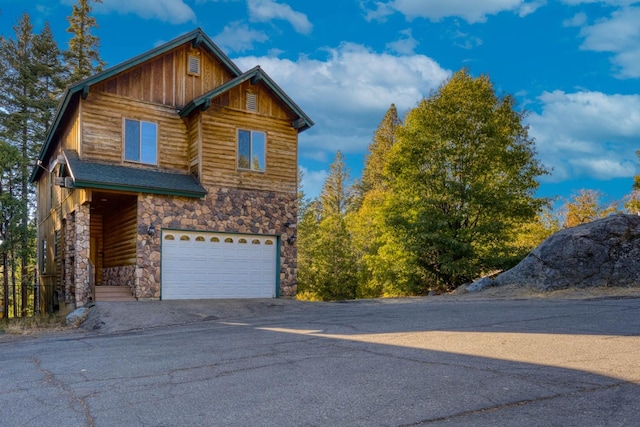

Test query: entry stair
[94,286,136,302]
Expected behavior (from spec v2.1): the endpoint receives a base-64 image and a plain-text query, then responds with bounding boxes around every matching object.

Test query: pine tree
[359,104,401,194]
[0,15,66,316]
[32,22,67,142]
[319,151,353,218]
[297,152,358,301]
[64,0,105,84]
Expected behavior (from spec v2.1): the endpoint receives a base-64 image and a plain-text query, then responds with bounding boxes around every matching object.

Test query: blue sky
[2,0,639,205]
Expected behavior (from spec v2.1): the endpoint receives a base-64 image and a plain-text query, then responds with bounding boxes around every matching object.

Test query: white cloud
[362,0,544,23]
[563,12,588,27]
[560,0,638,5]
[247,0,312,34]
[386,29,419,54]
[518,0,547,17]
[96,0,195,24]
[233,44,450,162]
[299,166,328,201]
[528,90,640,182]
[213,21,268,52]
[577,6,640,78]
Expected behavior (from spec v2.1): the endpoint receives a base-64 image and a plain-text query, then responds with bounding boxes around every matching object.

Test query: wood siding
[200,103,298,194]
[81,92,189,172]
[90,214,103,284]
[61,105,81,152]
[187,115,201,178]
[103,201,137,267]
[91,46,235,109]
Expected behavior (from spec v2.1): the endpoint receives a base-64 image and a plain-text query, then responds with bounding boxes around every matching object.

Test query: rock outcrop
[484,214,640,291]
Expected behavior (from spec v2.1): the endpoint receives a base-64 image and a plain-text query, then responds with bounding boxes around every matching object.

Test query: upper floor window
[237,130,265,172]
[125,119,157,165]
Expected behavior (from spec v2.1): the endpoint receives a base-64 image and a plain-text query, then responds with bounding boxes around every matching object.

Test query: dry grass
[0,313,70,335]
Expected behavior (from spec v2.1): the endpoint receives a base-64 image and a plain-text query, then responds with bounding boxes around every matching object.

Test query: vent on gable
[188,55,201,76]
[246,92,257,112]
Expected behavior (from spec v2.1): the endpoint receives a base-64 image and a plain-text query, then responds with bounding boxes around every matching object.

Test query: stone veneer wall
[64,213,75,304]
[135,187,297,299]
[102,265,136,290]
[74,204,91,306]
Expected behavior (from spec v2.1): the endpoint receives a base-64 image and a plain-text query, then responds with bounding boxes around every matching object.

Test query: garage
[161,230,278,299]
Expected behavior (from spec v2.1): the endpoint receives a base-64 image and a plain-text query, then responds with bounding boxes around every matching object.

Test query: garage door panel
[161,231,277,299]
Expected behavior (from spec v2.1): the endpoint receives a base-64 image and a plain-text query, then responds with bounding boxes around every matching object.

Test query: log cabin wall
[200,89,298,194]
[187,114,201,178]
[102,200,137,269]
[89,213,103,285]
[80,92,190,172]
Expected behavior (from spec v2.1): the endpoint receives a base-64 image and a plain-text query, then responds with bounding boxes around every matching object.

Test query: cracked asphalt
[1,296,639,426]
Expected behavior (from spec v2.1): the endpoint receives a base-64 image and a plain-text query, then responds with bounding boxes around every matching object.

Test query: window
[238,130,265,172]
[125,119,157,165]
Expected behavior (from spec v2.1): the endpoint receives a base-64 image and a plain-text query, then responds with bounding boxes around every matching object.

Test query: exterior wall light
[148,224,156,236]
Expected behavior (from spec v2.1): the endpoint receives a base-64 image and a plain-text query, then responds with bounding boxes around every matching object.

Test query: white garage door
[161,230,278,299]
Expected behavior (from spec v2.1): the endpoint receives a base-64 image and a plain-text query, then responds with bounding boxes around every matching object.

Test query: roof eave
[179,66,315,133]
[71,179,207,199]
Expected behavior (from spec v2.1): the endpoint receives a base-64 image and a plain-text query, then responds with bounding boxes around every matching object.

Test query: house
[30,28,313,313]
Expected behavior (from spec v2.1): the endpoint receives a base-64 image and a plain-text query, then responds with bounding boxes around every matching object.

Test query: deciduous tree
[384,69,548,292]
[562,189,619,228]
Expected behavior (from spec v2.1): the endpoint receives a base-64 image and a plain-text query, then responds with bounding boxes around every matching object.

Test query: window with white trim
[124,119,157,165]
[237,130,265,172]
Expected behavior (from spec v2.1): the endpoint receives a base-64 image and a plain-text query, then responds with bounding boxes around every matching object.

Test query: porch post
[74,203,91,306]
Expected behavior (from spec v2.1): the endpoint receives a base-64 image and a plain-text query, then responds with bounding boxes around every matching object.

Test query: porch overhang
[63,150,207,199]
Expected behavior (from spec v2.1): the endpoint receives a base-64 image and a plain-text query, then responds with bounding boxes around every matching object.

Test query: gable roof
[179,66,315,132]
[63,150,207,198]
[30,28,242,183]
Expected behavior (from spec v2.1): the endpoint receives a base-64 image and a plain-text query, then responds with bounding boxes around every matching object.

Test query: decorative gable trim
[179,66,314,133]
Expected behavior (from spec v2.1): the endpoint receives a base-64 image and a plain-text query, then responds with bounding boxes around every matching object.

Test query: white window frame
[124,118,158,165]
[237,129,266,172]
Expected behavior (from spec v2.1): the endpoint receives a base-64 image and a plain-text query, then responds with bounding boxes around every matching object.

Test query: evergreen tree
[359,104,401,194]
[319,151,353,218]
[64,0,105,84]
[297,152,358,301]
[0,141,20,318]
[32,22,67,141]
[0,15,66,316]
[384,69,549,292]
[349,106,416,297]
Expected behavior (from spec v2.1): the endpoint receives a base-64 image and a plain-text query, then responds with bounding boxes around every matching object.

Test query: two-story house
[30,28,313,313]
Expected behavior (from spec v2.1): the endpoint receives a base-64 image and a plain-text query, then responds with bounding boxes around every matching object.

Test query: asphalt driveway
[1,296,639,426]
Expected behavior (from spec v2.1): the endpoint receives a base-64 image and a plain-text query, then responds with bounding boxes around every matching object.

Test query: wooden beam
[292,118,306,129]
[81,85,90,100]
[192,33,203,49]
[201,98,211,112]
[250,72,263,85]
